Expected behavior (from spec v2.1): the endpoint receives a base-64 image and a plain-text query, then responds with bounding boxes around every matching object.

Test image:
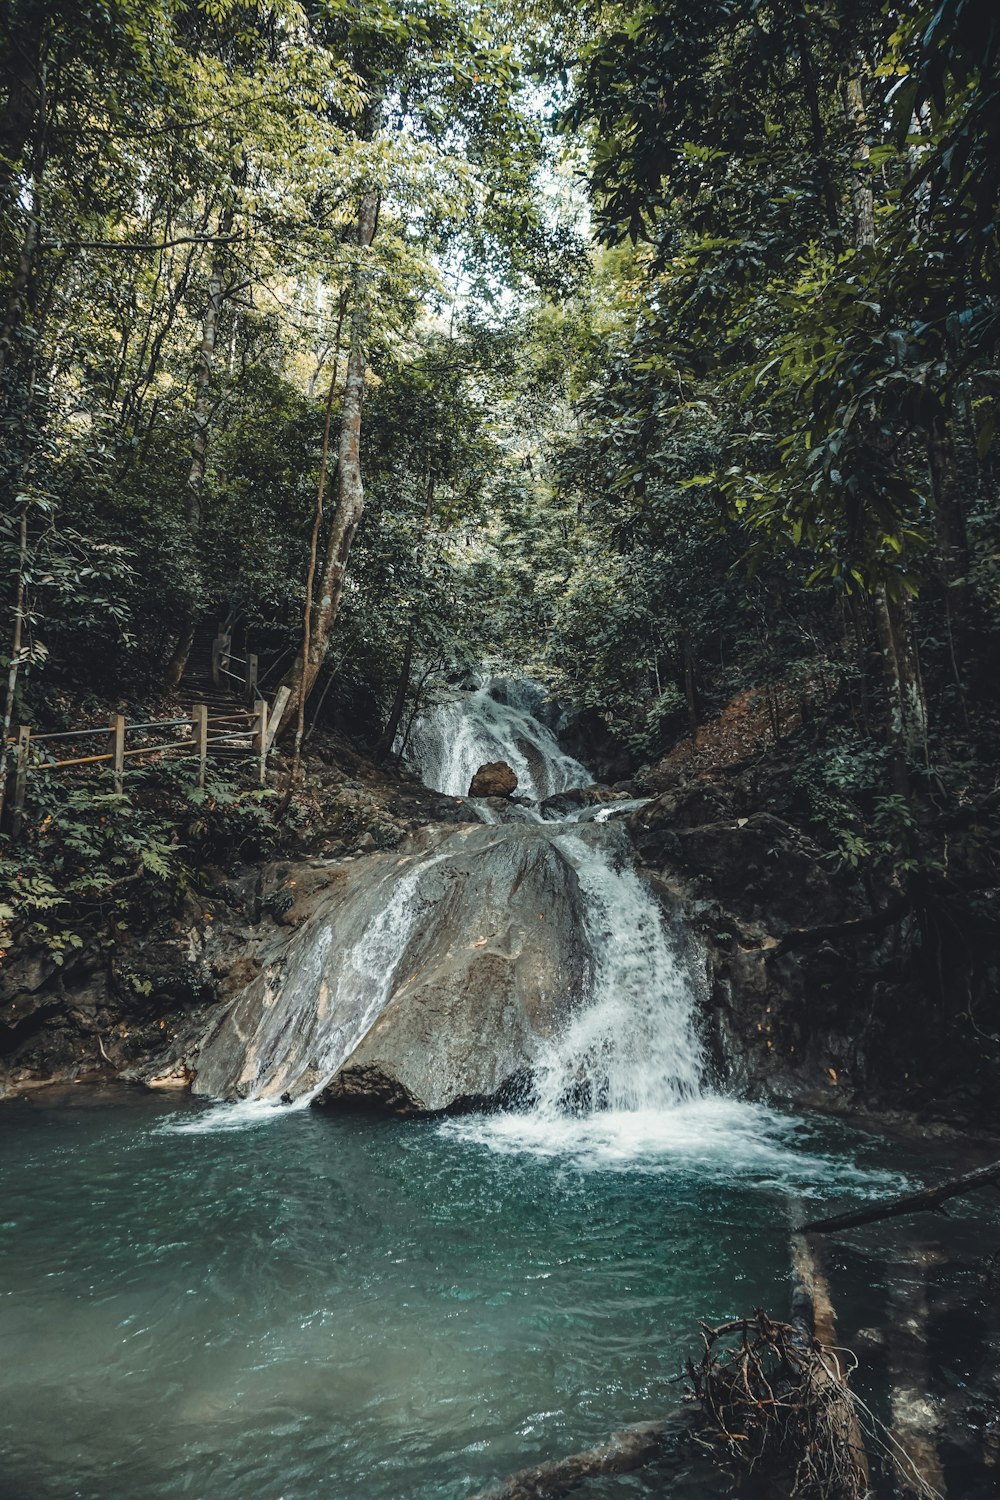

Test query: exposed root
[686,1311,871,1499]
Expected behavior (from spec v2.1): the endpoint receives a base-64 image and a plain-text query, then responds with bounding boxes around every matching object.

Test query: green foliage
[0,779,186,958]
[0,762,281,959]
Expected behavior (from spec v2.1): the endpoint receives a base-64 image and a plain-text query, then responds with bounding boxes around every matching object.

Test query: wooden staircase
[180,626,266,768]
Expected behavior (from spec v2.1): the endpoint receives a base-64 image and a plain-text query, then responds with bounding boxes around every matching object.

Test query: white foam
[158,1097,308,1135]
[439,1096,904,1195]
[527,831,705,1115]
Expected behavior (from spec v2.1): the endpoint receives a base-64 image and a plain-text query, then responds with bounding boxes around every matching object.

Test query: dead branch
[463,1418,677,1500]
[797,1160,1000,1235]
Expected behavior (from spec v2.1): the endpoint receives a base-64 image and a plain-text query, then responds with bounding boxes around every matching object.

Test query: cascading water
[185,849,453,1121]
[173,674,694,1147]
[187,672,711,1136]
[537,829,704,1114]
[402,676,591,801]
[398,676,710,1141]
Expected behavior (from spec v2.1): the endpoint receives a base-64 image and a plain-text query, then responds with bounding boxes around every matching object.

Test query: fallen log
[790,1232,871,1493]
[797,1160,1000,1235]
[463,1418,680,1500]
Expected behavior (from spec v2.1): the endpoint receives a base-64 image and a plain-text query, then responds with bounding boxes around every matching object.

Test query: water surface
[1,1088,903,1500]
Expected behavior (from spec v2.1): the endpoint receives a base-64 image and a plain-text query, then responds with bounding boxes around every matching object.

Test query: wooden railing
[211,632,259,702]
[4,699,286,837]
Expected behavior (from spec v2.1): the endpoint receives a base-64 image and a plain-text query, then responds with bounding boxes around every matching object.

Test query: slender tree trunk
[186,250,226,532]
[0,43,46,395]
[275,184,380,734]
[792,11,843,252]
[276,292,347,812]
[374,625,416,764]
[0,10,44,211]
[842,69,929,772]
[845,589,873,737]
[872,588,928,773]
[164,207,234,688]
[680,631,699,740]
[841,73,875,250]
[927,425,971,728]
[0,504,28,824]
[372,468,434,762]
[0,178,41,386]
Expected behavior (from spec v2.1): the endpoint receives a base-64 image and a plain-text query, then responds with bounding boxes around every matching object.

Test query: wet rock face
[628,774,936,1117]
[468,761,518,798]
[539,786,625,819]
[188,824,589,1112]
[628,783,869,1102]
[325,826,589,1113]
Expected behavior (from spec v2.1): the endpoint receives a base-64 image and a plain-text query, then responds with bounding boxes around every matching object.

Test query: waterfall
[533,829,704,1114]
[189,675,708,1142]
[403,677,591,802]
[190,850,451,1108]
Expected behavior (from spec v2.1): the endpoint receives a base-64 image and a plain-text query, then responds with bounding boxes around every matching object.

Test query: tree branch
[40,235,243,253]
[767,896,912,959]
[463,1419,679,1500]
[797,1161,1000,1235]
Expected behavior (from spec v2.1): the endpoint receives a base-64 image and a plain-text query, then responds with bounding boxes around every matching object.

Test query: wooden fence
[3,693,290,838]
[211,631,260,703]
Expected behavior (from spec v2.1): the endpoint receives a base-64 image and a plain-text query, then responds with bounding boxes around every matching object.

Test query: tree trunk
[464,1420,675,1500]
[0,504,28,824]
[276,292,347,812]
[798,1159,1000,1235]
[793,12,843,251]
[872,588,928,772]
[0,3,45,213]
[275,184,380,734]
[164,209,233,688]
[374,625,415,764]
[0,39,46,398]
[841,73,875,250]
[0,174,41,388]
[681,631,698,740]
[842,72,929,772]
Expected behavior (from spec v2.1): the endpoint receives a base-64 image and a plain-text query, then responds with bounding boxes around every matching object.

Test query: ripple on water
[0,1094,908,1500]
[155,1097,311,1134]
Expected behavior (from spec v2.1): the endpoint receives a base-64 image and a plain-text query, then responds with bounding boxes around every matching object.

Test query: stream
[0,677,963,1498]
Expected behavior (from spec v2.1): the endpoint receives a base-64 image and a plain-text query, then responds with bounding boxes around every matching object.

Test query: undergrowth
[0,761,279,964]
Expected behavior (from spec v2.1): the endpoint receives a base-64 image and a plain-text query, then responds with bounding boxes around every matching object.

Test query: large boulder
[468,760,518,798]
[325,825,589,1112]
[188,823,589,1112]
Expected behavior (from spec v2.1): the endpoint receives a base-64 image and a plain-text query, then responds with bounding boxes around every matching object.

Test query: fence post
[211,630,231,687]
[110,714,126,793]
[11,725,30,836]
[264,685,290,753]
[253,699,268,786]
[193,704,209,789]
[246,652,258,707]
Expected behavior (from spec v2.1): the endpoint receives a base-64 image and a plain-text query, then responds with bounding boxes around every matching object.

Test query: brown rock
[468,761,518,798]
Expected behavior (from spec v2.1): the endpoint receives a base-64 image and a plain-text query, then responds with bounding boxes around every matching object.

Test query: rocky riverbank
[3,703,999,1136]
[0,735,479,1099]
